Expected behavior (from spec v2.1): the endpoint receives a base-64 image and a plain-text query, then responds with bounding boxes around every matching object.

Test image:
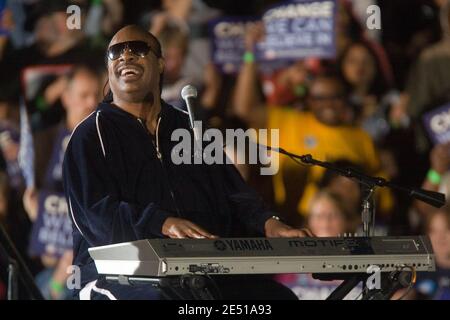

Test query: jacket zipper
[137,117,181,217]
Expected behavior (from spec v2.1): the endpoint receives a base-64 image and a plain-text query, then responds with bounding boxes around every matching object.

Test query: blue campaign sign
[209,17,259,74]
[423,103,450,145]
[209,0,336,74]
[29,191,73,257]
[256,0,337,61]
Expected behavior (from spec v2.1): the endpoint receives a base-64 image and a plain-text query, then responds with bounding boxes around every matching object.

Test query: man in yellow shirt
[267,75,382,217]
[233,37,391,224]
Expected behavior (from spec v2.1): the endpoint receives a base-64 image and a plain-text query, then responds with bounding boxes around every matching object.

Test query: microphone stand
[0,222,44,300]
[263,146,445,236]
[262,145,444,300]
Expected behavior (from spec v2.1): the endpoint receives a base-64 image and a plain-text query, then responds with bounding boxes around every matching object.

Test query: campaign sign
[256,0,337,61]
[209,17,259,74]
[29,191,73,257]
[209,0,336,74]
[423,103,450,145]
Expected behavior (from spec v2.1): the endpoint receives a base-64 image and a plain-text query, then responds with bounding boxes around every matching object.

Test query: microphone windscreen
[181,85,198,100]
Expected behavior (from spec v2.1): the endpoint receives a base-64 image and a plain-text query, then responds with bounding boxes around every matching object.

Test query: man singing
[63,25,309,300]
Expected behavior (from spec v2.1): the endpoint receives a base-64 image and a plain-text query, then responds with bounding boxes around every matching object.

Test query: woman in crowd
[275,190,360,300]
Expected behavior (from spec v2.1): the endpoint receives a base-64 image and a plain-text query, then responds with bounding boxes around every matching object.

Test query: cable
[205,274,223,300]
[354,265,417,300]
[394,265,416,300]
[179,274,221,300]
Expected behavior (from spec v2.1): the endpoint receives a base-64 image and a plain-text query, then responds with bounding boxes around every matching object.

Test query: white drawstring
[95,111,106,158]
[155,116,162,158]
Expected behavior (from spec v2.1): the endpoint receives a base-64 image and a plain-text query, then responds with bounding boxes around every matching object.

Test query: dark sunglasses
[106,40,158,61]
[309,94,345,101]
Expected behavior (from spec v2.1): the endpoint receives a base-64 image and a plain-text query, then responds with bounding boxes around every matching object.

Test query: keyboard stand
[105,275,217,300]
[313,273,368,300]
[314,270,414,300]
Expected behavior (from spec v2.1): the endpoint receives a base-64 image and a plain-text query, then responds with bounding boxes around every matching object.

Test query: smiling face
[308,193,346,237]
[308,76,348,126]
[107,25,164,104]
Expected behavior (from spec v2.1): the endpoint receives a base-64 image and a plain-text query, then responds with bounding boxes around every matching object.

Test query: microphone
[181,85,201,143]
[410,188,446,209]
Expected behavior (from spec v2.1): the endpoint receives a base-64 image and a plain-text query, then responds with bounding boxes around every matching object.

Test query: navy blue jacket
[63,102,275,286]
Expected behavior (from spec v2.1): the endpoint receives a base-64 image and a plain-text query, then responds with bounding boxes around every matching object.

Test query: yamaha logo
[213,239,274,251]
[214,240,227,251]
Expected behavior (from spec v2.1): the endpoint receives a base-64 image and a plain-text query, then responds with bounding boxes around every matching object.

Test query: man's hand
[244,22,265,52]
[149,11,169,36]
[265,217,313,238]
[162,217,218,239]
[162,0,193,22]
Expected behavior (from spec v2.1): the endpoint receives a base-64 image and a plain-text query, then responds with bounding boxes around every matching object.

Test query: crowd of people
[0,0,449,300]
